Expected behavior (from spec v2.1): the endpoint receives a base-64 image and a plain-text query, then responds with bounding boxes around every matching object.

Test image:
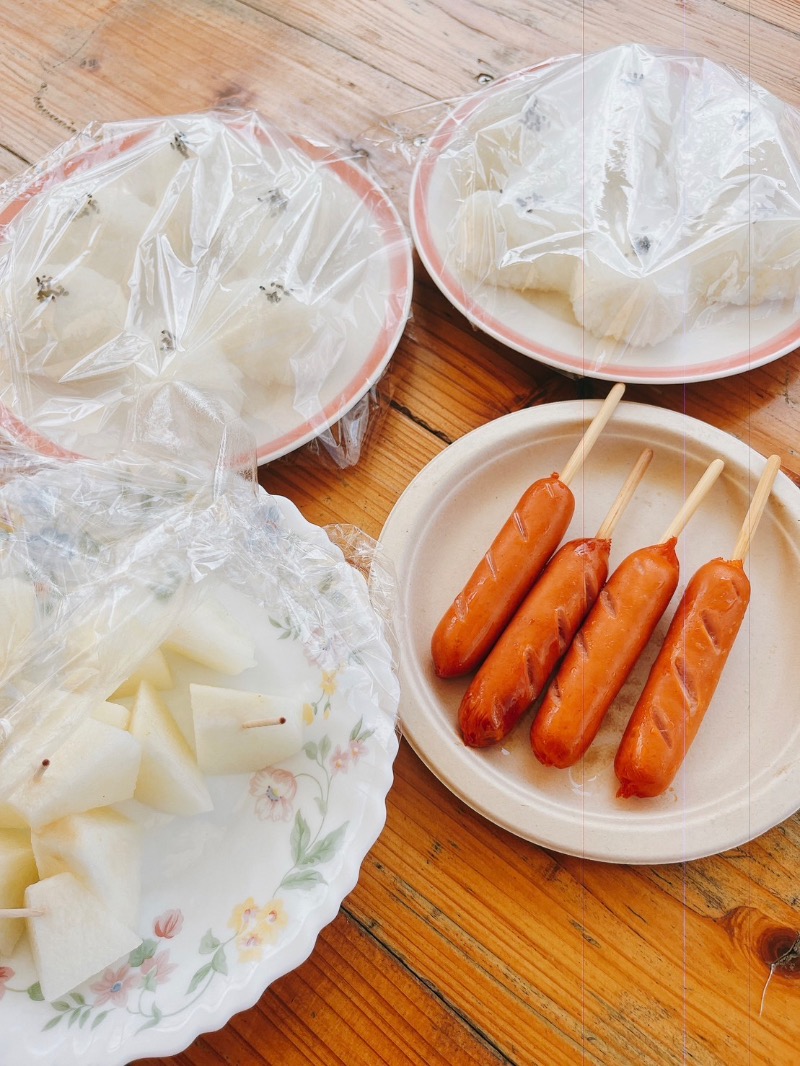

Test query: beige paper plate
[379,400,800,863]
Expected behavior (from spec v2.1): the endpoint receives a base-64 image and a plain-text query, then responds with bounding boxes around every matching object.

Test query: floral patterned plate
[0,496,400,1064]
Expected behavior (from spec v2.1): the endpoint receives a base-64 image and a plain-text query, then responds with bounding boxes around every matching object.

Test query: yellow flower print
[303,702,315,726]
[262,899,289,938]
[228,897,289,963]
[228,897,260,935]
[321,670,338,697]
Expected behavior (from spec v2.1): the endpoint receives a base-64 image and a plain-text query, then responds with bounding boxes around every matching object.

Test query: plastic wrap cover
[411,44,800,364]
[0,110,412,466]
[0,386,398,799]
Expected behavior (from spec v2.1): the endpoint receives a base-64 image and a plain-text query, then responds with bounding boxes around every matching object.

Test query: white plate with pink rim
[378,399,800,863]
[0,112,413,466]
[409,60,800,385]
[0,495,399,1064]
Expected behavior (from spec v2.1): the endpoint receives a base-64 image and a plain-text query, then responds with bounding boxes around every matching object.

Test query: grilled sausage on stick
[431,382,626,679]
[531,458,725,769]
[614,455,780,799]
[459,447,653,747]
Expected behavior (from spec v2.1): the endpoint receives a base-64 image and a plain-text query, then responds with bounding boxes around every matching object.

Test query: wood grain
[1,1,799,1065]
[134,905,506,1065]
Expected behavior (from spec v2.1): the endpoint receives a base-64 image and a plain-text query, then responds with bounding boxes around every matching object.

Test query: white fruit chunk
[190,684,304,775]
[110,648,173,699]
[31,809,142,928]
[25,872,142,1001]
[129,682,213,816]
[6,718,142,831]
[0,803,27,830]
[0,577,37,675]
[0,828,38,957]
[163,599,256,675]
[91,700,130,730]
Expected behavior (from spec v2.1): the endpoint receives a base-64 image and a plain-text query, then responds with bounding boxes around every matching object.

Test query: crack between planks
[341,903,517,1065]
[709,0,800,40]
[0,142,31,167]
[389,397,455,446]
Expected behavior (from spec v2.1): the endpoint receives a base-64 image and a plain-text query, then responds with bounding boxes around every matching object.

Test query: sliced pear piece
[31,809,142,927]
[0,577,37,674]
[24,872,142,1001]
[0,828,38,957]
[91,700,130,730]
[190,684,304,775]
[129,681,213,816]
[0,802,28,830]
[163,598,256,675]
[110,647,173,699]
[6,718,142,831]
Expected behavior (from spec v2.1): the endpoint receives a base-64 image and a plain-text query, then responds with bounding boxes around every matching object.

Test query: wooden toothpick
[732,455,781,563]
[32,759,50,783]
[659,458,725,542]
[0,907,44,920]
[559,383,626,487]
[595,448,653,540]
[241,716,287,730]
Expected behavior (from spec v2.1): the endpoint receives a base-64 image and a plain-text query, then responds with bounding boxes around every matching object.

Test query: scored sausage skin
[614,557,751,799]
[431,474,575,678]
[530,538,680,769]
[459,537,610,748]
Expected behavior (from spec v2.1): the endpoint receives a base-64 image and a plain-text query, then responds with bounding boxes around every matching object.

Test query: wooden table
[2,2,800,1063]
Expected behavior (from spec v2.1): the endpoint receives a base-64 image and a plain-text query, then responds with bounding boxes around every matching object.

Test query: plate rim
[378,399,800,864]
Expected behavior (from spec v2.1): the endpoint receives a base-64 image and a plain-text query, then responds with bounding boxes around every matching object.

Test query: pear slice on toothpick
[0,577,37,676]
[0,828,38,957]
[0,802,27,831]
[163,598,257,675]
[110,647,173,699]
[190,684,304,775]
[129,682,213,816]
[23,873,142,1001]
[91,700,130,730]
[6,718,142,831]
[31,808,142,928]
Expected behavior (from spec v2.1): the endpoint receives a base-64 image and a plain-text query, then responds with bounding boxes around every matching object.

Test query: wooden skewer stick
[595,448,653,540]
[32,758,50,782]
[0,907,44,919]
[732,455,781,563]
[659,458,725,542]
[559,382,626,488]
[241,716,287,730]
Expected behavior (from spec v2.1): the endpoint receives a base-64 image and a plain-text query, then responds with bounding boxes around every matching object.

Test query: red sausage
[431,474,574,678]
[614,557,750,799]
[459,536,610,747]
[531,538,680,768]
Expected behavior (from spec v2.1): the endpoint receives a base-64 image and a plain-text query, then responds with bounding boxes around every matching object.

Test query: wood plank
[346,743,800,1064]
[0,145,29,185]
[133,908,506,1066]
[0,0,429,172]
[3,4,800,1066]
[244,0,800,104]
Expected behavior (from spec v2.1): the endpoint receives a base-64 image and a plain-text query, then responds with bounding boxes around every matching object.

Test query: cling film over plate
[405,43,800,368]
[0,386,399,801]
[0,110,412,466]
